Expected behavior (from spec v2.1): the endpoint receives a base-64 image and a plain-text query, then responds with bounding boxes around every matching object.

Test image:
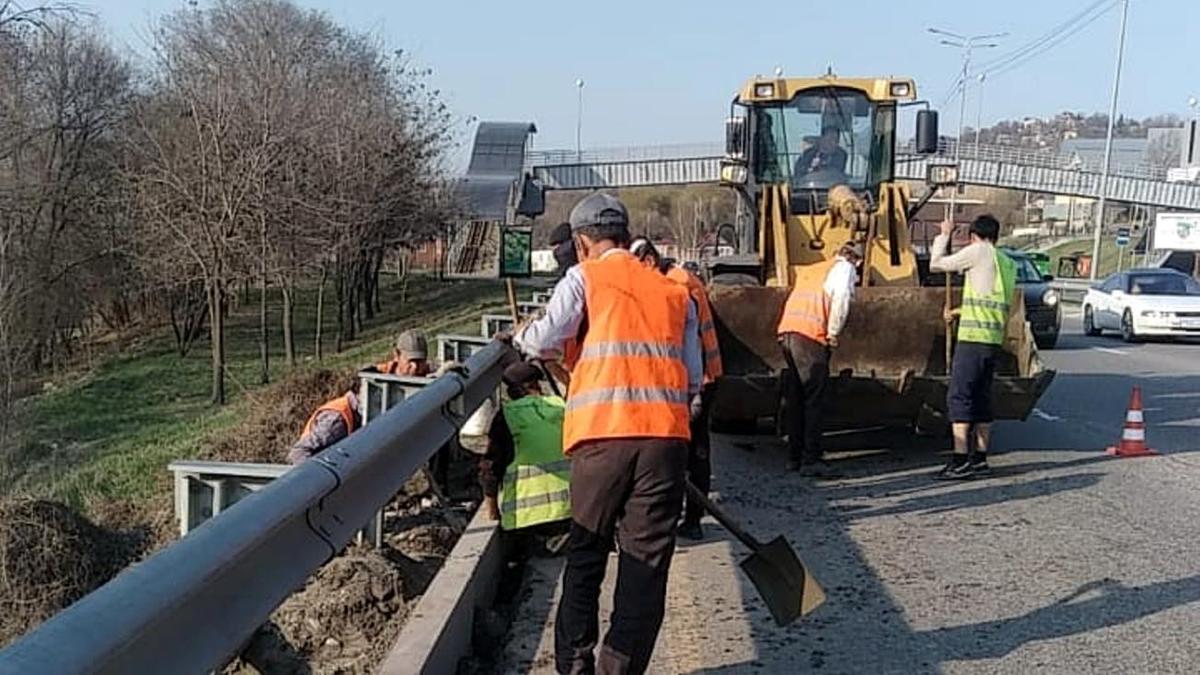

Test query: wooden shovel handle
[684,481,762,552]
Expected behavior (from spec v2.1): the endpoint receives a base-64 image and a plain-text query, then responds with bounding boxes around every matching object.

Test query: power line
[977,0,1118,78]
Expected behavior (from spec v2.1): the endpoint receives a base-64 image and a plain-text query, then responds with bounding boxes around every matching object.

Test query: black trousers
[683,383,716,526]
[554,438,688,675]
[779,333,830,464]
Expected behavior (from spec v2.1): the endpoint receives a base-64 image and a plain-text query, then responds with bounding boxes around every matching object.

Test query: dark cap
[395,330,427,359]
[549,222,573,245]
[502,362,543,388]
[569,193,629,231]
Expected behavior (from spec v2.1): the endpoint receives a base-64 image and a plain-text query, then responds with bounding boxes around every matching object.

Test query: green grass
[1039,237,1147,280]
[4,274,512,509]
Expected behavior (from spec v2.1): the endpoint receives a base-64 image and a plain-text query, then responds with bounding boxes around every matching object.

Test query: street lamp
[930,28,1006,224]
[975,73,987,157]
[1089,0,1130,280]
[575,78,584,161]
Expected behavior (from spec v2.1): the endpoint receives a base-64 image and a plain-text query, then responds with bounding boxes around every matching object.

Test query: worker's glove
[689,394,704,422]
[827,335,839,349]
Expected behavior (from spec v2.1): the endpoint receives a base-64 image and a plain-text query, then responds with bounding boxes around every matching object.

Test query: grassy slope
[5,274,510,510]
[1040,237,1145,279]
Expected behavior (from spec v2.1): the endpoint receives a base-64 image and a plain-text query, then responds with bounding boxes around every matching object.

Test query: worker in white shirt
[775,241,862,475]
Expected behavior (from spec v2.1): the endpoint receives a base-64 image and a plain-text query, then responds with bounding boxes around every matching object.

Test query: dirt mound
[0,499,132,646]
[207,368,353,464]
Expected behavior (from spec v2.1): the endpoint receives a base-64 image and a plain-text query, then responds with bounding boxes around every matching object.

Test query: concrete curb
[378,508,502,675]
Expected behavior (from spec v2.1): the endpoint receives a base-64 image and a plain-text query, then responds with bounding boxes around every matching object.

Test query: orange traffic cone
[1107,386,1157,457]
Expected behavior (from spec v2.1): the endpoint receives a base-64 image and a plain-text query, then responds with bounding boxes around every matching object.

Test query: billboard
[1154,213,1200,252]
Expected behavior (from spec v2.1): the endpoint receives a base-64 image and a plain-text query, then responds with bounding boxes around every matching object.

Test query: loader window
[751,88,889,191]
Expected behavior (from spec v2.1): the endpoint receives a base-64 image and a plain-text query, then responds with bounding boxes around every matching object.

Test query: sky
[85,0,1199,168]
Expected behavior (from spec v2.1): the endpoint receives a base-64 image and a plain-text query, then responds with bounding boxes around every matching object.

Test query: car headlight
[1042,289,1059,307]
[1141,310,1164,318]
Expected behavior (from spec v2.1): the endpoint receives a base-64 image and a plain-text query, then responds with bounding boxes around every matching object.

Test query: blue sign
[1116,226,1131,247]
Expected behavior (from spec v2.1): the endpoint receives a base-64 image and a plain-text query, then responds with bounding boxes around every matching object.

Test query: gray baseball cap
[568,193,629,231]
[840,241,865,259]
[394,330,427,359]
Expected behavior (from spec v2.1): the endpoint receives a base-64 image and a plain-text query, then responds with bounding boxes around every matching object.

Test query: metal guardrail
[1050,278,1094,304]
[0,341,508,675]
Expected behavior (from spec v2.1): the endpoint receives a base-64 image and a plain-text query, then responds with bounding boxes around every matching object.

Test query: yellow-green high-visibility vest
[500,395,571,531]
[958,248,1017,345]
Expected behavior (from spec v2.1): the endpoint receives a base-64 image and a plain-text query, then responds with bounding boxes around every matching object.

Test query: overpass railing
[0,342,507,675]
[531,139,1170,183]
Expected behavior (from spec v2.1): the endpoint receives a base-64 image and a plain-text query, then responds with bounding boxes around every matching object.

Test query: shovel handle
[684,481,762,553]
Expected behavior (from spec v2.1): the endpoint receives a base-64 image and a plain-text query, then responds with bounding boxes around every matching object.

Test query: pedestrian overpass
[527,139,1200,211]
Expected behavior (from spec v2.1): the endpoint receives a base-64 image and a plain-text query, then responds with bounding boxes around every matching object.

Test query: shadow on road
[918,575,1200,662]
[688,428,1200,674]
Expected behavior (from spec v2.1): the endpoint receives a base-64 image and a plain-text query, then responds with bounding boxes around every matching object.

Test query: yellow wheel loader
[706,74,1054,432]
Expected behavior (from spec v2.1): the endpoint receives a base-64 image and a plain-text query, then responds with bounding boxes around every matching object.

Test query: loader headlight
[720,162,748,185]
[889,82,912,98]
[754,83,775,98]
[1042,289,1059,307]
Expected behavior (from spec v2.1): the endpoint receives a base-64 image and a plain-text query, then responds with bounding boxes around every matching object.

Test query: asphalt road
[502,308,1200,674]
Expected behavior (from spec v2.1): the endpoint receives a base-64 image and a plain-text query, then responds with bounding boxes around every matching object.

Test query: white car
[1083,269,1200,342]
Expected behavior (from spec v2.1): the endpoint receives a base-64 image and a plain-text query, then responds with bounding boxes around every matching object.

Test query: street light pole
[575,78,584,162]
[1089,0,1130,280]
[975,73,986,157]
[929,28,1005,225]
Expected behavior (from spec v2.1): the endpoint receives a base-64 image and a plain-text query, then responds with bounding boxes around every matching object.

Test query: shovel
[684,481,826,625]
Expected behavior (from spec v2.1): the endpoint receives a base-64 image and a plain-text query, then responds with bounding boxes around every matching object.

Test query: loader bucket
[708,286,1055,431]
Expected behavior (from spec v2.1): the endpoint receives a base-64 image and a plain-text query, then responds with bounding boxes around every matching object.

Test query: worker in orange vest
[630,236,723,541]
[287,385,361,464]
[776,241,862,476]
[514,193,701,675]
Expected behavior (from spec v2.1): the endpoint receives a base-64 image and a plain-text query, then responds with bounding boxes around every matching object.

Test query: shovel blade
[739,536,826,626]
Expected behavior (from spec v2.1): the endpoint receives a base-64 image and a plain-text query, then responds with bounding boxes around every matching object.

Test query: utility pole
[575,78,585,162]
[930,28,1005,225]
[1089,0,1130,280]
[975,73,986,157]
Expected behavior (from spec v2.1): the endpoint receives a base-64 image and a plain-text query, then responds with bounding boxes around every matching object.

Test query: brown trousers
[554,438,688,675]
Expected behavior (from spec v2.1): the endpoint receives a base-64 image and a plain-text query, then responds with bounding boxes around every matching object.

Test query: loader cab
[751,87,893,209]
[714,75,940,287]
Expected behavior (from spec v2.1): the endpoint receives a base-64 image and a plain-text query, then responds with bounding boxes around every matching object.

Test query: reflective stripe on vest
[500,395,571,531]
[563,252,691,453]
[957,248,1017,345]
[300,395,357,440]
[777,259,837,343]
[667,266,723,382]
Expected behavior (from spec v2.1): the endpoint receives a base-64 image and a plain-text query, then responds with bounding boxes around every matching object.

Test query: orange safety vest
[300,395,358,440]
[666,265,723,382]
[776,258,838,344]
[562,337,581,372]
[563,251,692,453]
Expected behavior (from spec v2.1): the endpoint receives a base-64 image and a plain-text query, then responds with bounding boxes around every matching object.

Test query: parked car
[1082,268,1200,342]
[1007,251,1061,349]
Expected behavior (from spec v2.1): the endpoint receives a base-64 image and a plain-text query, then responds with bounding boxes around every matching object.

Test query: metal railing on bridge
[527,140,1200,210]
[0,342,507,675]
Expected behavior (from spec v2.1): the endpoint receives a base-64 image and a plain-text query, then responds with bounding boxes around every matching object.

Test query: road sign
[1115,226,1131,247]
[1154,213,1200,251]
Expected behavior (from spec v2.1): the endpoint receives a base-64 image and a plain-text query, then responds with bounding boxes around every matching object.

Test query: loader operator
[374,330,431,376]
[930,215,1015,479]
[288,384,361,464]
[630,236,723,541]
[776,241,862,476]
[514,193,701,675]
[478,362,571,544]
